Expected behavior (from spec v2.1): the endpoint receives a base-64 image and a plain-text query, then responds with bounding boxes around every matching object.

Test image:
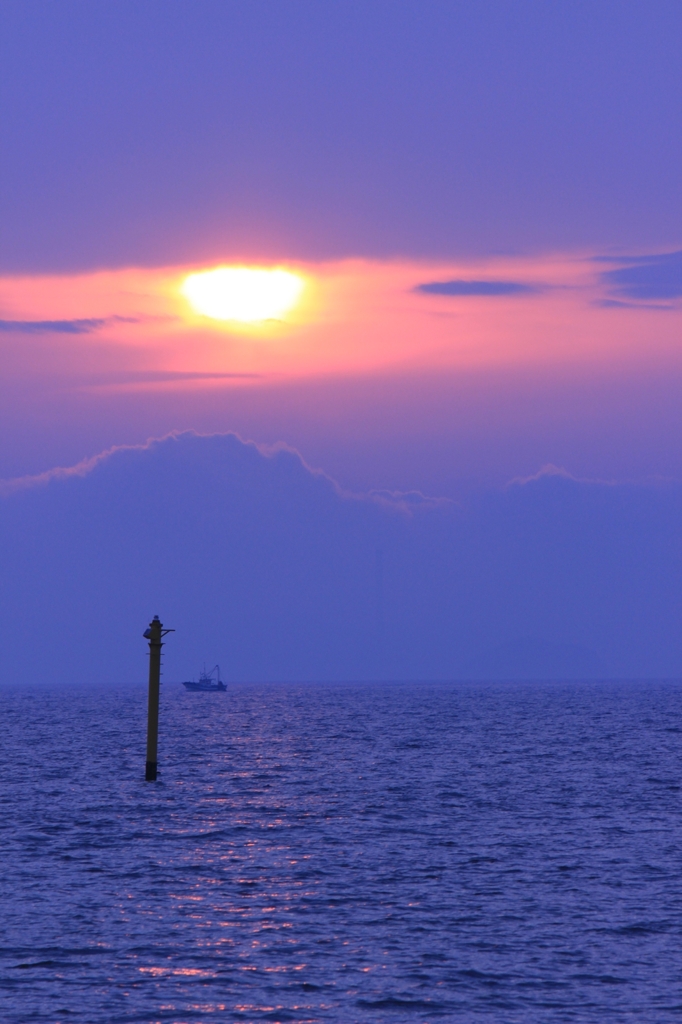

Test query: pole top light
[143,616,175,640]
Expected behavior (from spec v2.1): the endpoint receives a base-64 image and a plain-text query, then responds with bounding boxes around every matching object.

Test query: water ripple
[1,680,682,1021]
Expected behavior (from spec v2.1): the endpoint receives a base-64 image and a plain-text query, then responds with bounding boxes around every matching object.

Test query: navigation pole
[143,615,174,781]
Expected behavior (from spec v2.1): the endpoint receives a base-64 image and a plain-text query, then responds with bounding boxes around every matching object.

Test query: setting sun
[181,266,304,323]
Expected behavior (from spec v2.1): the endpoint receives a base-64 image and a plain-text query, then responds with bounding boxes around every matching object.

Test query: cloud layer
[600,250,682,300]
[415,280,537,296]
[0,432,679,685]
[0,316,138,334]
[1,253,680,399]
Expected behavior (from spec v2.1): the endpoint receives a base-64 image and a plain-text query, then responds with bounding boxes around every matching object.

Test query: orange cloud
[0,253,679,392]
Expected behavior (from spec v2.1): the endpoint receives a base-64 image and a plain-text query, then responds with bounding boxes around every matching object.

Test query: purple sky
[0,1,680,680]
[1,1,680,270]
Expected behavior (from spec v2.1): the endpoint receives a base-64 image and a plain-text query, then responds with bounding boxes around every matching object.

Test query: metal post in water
[143,615,174,781]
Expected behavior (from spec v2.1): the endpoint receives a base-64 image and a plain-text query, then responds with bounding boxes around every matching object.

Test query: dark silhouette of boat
[181,665,226,692]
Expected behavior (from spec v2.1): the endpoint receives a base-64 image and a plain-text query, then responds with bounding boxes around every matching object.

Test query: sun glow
[181,266,304,323]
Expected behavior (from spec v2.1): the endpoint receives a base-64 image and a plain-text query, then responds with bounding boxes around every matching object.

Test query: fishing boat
[181,664,226,692]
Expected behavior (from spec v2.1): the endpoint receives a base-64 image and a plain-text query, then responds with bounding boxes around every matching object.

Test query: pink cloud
[0,253,679,399]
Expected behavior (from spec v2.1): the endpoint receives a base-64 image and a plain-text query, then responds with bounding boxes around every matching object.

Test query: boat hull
[182,681,226,692]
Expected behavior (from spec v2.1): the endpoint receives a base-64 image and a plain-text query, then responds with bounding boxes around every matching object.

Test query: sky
[0,1,680,681]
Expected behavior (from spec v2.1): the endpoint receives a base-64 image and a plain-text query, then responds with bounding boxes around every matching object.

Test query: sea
[2,680,682,1023]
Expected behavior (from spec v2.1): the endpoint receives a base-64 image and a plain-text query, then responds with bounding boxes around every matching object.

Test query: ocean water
[2,680,682,1023]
